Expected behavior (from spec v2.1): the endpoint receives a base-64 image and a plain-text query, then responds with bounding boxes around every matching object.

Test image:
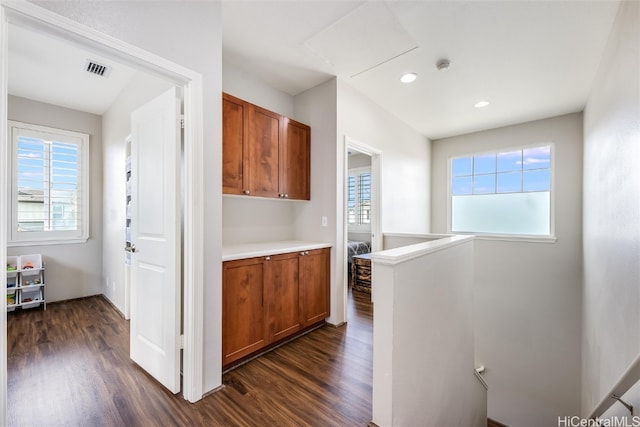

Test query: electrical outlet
[321,216,328,227]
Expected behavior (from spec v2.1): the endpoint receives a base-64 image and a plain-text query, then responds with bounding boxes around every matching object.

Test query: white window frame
[347,166,372,233]
[8,120,90,246]
[446,143,556,243]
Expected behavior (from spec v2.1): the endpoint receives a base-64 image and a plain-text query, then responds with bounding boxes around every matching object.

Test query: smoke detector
[85,60,112,78]
[436,59,451,71]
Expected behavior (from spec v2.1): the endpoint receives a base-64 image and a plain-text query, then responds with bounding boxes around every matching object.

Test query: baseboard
[98,294,126,319]
[46,294,127,319]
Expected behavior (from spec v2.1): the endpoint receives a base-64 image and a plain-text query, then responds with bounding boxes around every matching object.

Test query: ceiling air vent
[85,60,112,78]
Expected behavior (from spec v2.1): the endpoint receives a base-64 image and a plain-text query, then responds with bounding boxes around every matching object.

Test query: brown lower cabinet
[222,247,330,367]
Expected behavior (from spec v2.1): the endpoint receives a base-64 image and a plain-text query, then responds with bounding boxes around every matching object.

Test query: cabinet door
[281,118,310,200]
[222,93,249,195]
[266,252,301,342]
[222,257,267,366]
[249,105,282,198]
[299,248,330,326]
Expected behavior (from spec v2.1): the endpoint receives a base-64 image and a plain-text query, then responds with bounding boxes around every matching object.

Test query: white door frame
[0,3,205,421]
[343,136,382,291]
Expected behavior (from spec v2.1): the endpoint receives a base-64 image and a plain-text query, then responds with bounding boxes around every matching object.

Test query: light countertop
[222,240,332,261]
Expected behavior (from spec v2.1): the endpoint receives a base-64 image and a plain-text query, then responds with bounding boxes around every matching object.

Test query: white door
[129,87,181,393]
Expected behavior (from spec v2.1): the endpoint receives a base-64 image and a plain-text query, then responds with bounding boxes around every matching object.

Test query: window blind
[347,170,371,227]
[358,173,371,224]
[17,136,82,232]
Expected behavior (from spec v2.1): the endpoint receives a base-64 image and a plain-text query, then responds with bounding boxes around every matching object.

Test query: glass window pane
[473,174,495,194]
[347,176,356,207]
[359,173,371,201]
[497,171,522,193]
[11,123,88,241]
[348,208,356,224]
[360,201,371,224]
[497,150,522,172]
[452,157,472,177]
[523,169,550,192]
[473,154,496,175]
[452,192,550,235]
[523,146,550,170]
[452,176,472,195]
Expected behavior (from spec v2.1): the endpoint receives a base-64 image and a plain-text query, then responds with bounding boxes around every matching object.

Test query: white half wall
[432,113,584,426]
[101,73,172,314]
[33,0,224,394]
[7,95,103,302]
[371,236,485,426]
[582,0,640,417]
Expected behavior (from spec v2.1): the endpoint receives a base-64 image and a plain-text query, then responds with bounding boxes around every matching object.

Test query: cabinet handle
[305,251,309,255]
[300,252,305,256]
[278,193,283,198]
[265,256,271,261]
[244,190,250,195]
[284,194,289,198]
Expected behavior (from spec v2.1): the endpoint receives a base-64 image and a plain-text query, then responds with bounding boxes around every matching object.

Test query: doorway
[0,2,205,421]
[343,137,381,302]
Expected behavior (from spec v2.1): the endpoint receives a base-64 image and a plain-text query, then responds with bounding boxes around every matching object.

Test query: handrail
[589,352,640,418]
[475,366,488,390]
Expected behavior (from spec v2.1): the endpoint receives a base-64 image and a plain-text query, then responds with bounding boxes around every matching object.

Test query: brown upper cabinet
[222,93,310,200]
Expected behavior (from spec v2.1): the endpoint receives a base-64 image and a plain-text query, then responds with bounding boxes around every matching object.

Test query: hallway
[7,289,373,426]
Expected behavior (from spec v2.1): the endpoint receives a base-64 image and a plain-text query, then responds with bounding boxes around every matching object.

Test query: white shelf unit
[125,147,132,266]
[6,254,46,312]
[124,137,132,319]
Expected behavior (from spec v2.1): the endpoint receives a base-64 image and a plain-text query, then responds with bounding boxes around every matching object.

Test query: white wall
[293,78,431,325]
[221,61,297,246]
[382,233,444,250]
[101,73,172,314]
[7,95,103,302]
[348,153,371,169]
[582,0,640,417]
[432,113,584,426]
[337,79,431,235]
[223,62,294,118]
[33,0,224,394]
[292,78,341,321]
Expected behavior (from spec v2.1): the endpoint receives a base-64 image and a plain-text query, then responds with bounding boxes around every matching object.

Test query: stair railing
[589,353,640,418]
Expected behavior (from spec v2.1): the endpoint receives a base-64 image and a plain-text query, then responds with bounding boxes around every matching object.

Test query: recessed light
[474,101,490,108]
[400,73,417,83]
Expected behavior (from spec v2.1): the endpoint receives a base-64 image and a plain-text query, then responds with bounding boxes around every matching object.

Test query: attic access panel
[304,1,418,78]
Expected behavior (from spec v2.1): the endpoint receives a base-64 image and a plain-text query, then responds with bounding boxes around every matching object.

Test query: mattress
[347,240,371,263]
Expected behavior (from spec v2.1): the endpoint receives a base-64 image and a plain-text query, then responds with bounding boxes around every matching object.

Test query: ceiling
[222,0,621,139]
[8,24,140,115]
[8,1,621,139]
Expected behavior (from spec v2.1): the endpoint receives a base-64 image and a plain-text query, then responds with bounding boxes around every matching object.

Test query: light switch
[321,216,328,227]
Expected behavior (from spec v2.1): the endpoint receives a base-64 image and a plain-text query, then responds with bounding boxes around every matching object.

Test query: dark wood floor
[7,289,373,426]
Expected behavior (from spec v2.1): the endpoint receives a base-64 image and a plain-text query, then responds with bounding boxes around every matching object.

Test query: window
[348,168,371,230]
[450,144,553,237]
[9,121,89,245]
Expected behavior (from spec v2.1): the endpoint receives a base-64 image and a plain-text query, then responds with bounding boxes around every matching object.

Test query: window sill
[8,237,90,247]
[451,232,557,244]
